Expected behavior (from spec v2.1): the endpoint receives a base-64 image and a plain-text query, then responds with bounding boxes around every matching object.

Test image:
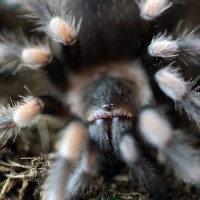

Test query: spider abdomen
[66,0,140,64]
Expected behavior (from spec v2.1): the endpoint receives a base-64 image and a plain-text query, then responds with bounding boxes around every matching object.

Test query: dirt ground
[0,1,200,200]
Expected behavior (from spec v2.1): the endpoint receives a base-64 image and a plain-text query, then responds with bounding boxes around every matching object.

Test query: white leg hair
[148,33,179,59]
[138,107,200,183]
[119,134,164,193]
[155,66,200,127]
[21,0,82,45]
[0,95,68,145]
[44,120,87,200]
[167,138,200,183]
[66,144,98,200]
[0,96,43,145]
[148,29,200,65]
[0,30,52,74]
[136,0,173,21]
[120,135,140,163]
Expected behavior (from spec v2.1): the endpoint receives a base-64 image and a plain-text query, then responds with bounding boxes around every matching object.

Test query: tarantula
[1,0,200,199]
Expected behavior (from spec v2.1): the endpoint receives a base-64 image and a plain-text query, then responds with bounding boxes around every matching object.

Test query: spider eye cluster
[82,76,138,117]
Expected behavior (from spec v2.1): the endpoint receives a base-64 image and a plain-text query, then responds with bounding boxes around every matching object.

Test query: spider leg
[44,119,87,200]
[0,30,69,90]
[0,95,69,145]
[19,0,82,87]
[119,134,165,195]
[136,0,173,21]
[66,142,98,200]
[0,30,52,73]
[138,107,200,183]
[20,0,81,46]
[148,30,200,65]
[20,0,82,62]
[155,66,200,127]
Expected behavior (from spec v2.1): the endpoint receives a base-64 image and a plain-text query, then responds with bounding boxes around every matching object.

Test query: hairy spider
[1,0,200,199]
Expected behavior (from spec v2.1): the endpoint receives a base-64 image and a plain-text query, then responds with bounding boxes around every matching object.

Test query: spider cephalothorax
[69,63,150,155]
[1,0,200,200]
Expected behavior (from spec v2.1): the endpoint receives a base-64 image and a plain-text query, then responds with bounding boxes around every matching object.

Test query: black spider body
[58,1,148,168]
[64,0,139,66]
[1,1,200,200]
